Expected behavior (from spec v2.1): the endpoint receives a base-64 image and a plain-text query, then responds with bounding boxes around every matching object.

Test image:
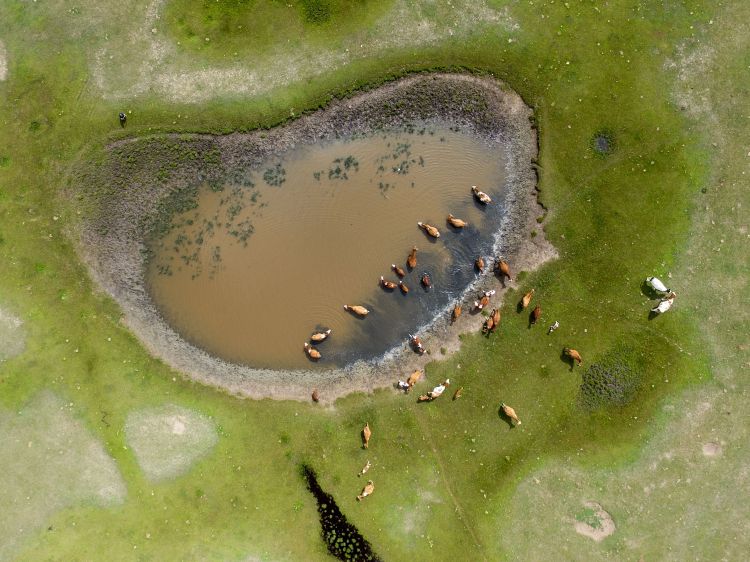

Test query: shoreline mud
[75,72,555,402]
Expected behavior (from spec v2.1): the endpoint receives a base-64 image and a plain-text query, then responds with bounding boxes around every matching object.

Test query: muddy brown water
[147,127,507,369]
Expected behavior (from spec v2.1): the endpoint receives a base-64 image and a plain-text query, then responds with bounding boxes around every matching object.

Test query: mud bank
[75,73,553,401]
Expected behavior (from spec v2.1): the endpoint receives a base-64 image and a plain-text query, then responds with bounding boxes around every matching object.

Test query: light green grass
[0,0,747,559]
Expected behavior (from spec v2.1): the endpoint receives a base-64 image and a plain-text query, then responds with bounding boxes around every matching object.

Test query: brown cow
[530,305,541,325]
[310,329,331,342]
[491,308,501,328]
[447,214,468,228]
[417,222,440,238]
[392,263,406,278]
[451,303,462,324]
[409,334,425,355]
[483,308,500,333]
[407,247,418,269]
[496,259,512,281]
[380,276,397,290]
[564,347,583,365]
[304,343,321,360]
[471,185,492,204]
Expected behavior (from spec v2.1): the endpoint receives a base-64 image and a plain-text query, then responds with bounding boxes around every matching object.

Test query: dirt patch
[0,392,126,560]
[75,73,553,402]
[124,403,218,481]
[0,40,7,81]
[574,501,616,542]
[0,306,25,362]
[702,441,722,457]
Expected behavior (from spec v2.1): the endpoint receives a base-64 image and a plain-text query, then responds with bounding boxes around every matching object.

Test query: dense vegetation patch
[578,346,643,411]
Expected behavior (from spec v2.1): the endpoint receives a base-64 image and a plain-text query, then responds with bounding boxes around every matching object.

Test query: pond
[146,126,507,370]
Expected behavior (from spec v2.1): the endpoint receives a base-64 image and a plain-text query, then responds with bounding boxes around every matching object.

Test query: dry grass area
[0,39,7,81]
[0,392,126,559]
[0,305,24,362]
[89,0,517,103]
[124,403,218,481]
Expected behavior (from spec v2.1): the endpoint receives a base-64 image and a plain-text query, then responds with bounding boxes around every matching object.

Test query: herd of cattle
[299,185,677,502]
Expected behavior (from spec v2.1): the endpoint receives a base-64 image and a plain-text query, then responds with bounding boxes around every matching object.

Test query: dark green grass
[164,0,395,61]
[0,0,730,559]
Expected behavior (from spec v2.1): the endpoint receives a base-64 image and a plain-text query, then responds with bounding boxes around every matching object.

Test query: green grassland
[0,0,748,560]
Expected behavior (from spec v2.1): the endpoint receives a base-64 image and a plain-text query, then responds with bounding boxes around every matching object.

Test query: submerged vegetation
[148,181,262,279]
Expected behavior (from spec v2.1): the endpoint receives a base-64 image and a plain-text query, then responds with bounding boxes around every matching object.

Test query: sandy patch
[0,392,126,560]
[574,501,616,542]
[124,404,218,481]
[0,306,25,361]
[76,74,551,402]
[0,40,7,81]
[702,441,722,457]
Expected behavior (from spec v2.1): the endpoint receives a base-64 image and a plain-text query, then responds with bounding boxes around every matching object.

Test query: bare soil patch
[0,40,6,81]
[0,306,24,361]
[573,501,616,542]
[75,73,551,401]
[702,441,722,457]
[124,403,218,481]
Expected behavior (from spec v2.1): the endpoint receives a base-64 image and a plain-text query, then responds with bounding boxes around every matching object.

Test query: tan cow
[362,423,372,449]
[501,402,522,425]
[356,480,375,501]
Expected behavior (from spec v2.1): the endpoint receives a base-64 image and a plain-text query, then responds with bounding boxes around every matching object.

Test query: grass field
[0,0,748,560]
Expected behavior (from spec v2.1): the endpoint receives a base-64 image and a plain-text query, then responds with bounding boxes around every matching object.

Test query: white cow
[646,276,671,294]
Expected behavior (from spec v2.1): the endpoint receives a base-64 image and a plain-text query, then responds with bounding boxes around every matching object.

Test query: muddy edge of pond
[75,73,556,402]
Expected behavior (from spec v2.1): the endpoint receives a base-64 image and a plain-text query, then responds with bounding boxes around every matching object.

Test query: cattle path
[413,409,487,558]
